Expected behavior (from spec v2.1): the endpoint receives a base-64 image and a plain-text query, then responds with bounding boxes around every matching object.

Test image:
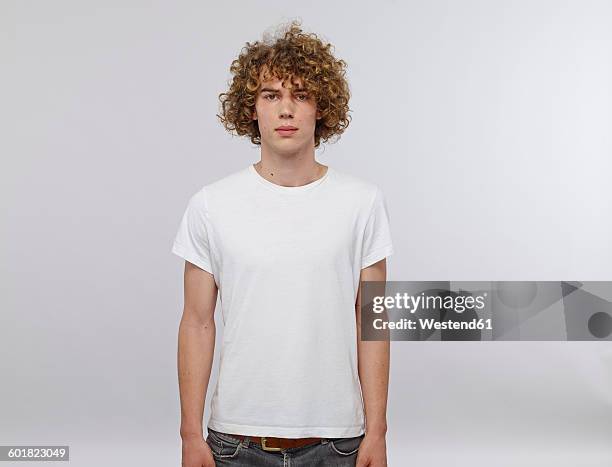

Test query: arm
[178,261,217,466]
[355,258,389,467]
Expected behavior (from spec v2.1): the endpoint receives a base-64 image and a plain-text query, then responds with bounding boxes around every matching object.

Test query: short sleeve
[361,187,394,269]
[171,189,214,274]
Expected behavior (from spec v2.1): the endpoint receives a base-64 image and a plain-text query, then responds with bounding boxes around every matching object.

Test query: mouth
[276,126,298,136]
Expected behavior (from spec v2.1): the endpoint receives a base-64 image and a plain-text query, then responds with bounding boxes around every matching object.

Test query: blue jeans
[206,428,365,466]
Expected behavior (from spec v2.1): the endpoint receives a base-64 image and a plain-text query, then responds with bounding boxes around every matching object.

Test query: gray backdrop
[2,1,611,466]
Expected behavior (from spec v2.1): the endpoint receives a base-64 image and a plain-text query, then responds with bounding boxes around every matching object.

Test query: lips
[276,126,298,136]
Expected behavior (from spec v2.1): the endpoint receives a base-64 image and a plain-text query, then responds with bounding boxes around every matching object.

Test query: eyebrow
[260,87,307,93]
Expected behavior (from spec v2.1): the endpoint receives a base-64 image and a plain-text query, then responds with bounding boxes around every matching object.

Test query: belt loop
[242,435,251,448]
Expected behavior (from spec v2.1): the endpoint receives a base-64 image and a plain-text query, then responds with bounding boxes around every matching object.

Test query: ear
[252,109,257,120]
[316,109,322,120]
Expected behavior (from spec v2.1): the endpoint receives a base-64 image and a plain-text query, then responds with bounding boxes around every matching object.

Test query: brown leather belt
[228,433,323,451]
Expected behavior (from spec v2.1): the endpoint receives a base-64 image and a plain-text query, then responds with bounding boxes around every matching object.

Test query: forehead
[258,70,306,91]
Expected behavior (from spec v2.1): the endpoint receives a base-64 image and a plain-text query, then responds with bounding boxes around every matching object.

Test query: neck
[257,142,326,187]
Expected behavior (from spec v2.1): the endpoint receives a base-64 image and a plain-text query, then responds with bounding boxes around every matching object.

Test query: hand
[356,432,387,467]
[181,435,215,467]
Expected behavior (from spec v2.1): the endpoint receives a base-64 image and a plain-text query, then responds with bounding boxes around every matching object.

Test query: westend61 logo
[372,292,487,314]
[360,281,612,341]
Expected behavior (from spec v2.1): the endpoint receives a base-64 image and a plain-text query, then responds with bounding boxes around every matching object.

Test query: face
[252,73,321,152]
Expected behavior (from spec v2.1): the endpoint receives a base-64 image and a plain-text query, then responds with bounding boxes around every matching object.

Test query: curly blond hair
[217,20,351,148]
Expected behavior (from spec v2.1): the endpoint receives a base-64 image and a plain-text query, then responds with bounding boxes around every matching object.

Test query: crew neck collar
[248,163,332,194]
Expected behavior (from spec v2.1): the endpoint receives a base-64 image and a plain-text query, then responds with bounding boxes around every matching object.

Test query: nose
[279,109,293,119]
[278,96,295,119]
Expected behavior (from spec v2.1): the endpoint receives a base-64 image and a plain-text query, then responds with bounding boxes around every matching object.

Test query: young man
[172,22,393,467]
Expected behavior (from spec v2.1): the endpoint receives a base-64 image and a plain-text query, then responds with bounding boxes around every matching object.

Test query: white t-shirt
[171,164,394,438]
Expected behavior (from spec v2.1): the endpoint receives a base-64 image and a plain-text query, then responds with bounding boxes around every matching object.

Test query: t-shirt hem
[361,244,394,269]
[207,419,365,438]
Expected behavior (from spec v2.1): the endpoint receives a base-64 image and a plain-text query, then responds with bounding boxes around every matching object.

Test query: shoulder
[329,167,382,210]
[187,167,251,208]
[205,166,251,194]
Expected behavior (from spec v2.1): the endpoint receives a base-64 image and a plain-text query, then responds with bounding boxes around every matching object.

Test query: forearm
[177,315,215,440]
[357,334,390,436]
[356,260,390,437]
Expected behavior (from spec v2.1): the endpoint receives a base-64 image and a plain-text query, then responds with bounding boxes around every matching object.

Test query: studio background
[2,1,611,466]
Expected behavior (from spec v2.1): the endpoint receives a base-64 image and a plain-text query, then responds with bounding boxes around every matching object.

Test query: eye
[264,94,278,101]
[295,94,309,101]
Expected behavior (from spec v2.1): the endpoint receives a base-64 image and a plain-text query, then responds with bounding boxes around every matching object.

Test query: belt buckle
[261,437,282,452]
